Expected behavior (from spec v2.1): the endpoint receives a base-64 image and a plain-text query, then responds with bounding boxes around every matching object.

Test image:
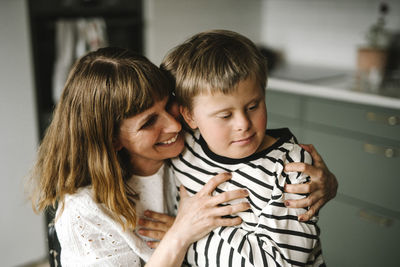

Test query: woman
[29,47,337,266]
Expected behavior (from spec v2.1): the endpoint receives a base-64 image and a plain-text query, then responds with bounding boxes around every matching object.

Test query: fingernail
[226,172,232,178]
[242,189,249,196]
[144,210,150,216]
[298,216,305,222]
[284,201,290,207]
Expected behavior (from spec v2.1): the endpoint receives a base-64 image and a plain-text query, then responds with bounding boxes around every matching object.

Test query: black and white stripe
[172,128,324,266]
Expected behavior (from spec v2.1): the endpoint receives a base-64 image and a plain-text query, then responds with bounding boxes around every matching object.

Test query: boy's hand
[138,210,175,249]
[284,144,338,221]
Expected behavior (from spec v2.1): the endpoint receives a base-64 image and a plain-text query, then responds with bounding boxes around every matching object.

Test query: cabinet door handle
[366,112,399,126]
[359,210,393,227]
[363,143,397,158]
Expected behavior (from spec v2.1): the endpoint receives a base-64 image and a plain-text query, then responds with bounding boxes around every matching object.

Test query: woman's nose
[163,111,182,133]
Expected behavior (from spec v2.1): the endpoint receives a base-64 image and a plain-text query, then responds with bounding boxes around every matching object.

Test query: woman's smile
[157,133,179,145]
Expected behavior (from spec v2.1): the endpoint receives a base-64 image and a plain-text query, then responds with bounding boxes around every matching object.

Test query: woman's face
[115,97,184,175]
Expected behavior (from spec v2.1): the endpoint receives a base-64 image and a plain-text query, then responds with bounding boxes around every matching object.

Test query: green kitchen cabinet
[266,90,305,141]
[266,89,400,266]
[318,198,399,267]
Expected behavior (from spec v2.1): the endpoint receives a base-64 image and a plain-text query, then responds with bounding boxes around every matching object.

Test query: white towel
[53,20,76,103]
[52,18,108,103]
[76,18,108,59]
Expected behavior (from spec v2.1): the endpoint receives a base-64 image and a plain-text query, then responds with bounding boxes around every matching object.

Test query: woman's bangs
[121,66,171,118]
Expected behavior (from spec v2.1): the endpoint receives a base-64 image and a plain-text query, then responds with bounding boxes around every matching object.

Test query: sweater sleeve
[55,188,144,267]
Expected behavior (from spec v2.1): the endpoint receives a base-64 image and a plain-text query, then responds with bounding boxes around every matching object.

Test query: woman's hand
[138,211,175,248]
[145,172,249,267]
[284,144,338,222]
[172,172,250,246]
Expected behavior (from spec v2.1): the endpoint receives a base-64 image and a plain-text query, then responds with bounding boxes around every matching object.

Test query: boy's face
[181,77,267,159]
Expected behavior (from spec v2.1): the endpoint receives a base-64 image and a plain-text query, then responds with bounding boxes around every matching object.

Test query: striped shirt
[170,128,324,267]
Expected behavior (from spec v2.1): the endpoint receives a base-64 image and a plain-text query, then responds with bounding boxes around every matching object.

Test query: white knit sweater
[55,164,177,267]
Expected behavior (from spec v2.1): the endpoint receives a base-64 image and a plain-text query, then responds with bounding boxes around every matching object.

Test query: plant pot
[356,47,388,91]
[357,47,387,73]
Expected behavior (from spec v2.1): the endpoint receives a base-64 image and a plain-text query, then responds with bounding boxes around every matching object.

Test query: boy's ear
[180,106,198,129]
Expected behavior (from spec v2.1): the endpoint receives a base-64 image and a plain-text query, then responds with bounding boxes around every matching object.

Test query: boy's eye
[140,115,157,129]
[218,113,231,119]
[248,102,259,110]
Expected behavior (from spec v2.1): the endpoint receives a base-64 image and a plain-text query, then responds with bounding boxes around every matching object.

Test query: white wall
[260,0,400,69]
[145,0,400,69]
[144,0,264,65]
[0,0,47,266]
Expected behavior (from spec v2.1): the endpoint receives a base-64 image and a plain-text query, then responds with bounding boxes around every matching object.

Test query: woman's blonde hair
[161,29,268,111]
[29,47,172,229]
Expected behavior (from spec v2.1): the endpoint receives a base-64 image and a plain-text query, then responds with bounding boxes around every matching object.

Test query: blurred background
[1,0,399,266]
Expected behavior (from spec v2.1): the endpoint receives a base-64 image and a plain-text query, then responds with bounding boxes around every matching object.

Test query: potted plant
[357,2,390,90]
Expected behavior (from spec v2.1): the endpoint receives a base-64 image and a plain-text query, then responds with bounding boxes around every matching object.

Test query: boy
[162,30,324,266]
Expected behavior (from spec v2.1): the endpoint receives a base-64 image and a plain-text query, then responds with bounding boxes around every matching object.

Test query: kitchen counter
[268,64,400,110]
[268,77,400,110]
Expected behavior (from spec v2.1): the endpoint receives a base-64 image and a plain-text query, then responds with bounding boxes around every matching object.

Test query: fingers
[214,216,243,227]
[143,210,175,225]
[283,144,338,221]
[211,202,251,217]
[298,199,323,222]
[285,197,309,209]
[138,218,170,232]
[208,188,249,206]
[284,191,321,209]
[199,173,232,195]
[138,212,175,243]
[145,240,160,249]
[284,194,323,222]
[285,182,315,194]
[285,162,324,181]
[284,162,307,173]
[138,228,165,241]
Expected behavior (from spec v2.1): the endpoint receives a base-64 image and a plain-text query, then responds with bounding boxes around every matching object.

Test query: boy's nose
[235,113,251,131]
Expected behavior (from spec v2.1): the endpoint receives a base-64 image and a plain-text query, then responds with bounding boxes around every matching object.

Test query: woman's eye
[140,115,157,129]
[166,97,174,111]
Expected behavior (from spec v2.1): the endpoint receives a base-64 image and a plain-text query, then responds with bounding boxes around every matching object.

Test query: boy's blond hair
[161,29,268,111]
